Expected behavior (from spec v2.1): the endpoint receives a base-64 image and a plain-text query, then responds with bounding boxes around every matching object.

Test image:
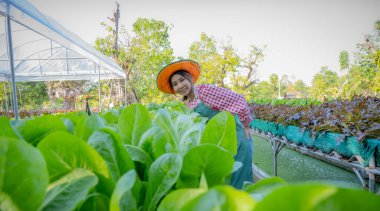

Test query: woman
[156,59,253,189]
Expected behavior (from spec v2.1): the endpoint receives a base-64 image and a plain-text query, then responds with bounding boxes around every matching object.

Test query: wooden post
[368,156,376,192]
[352,167,368,190]
[270,135,285,176]
[273,137,278,176]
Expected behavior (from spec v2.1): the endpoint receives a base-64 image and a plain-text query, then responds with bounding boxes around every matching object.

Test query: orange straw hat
[156,60,200,94]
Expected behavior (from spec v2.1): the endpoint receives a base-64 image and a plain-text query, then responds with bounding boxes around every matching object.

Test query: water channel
[252,134,362,188]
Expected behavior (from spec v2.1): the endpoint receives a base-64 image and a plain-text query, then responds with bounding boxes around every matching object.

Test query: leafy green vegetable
[200,111,237,155]
[13,115,67,145]
[61,117,75,134]
[313,185,380,211]
[177,144,234,188]
[88,128,135,181]
[137,126,173,160]
[40,169,98,211]
[157,188,206,211]
[175,112,194,137]
[178,124,203,155]
[182,186,255,211]
[153,109,179,150]
[125,143,154,181]
[0,117,21,139]
[125,145,152,166]
[110,170,142,211]
[100,109,120,125]
[3,102,378,211]
[60,112,87,134]
[74,115,106,142]
[38,131,114,196]
[254,183,380,211]
[0,137,48,211]
[243,176,286,201]
[78,192,109,211]
[118,104,153,145]
[143,153,182,211]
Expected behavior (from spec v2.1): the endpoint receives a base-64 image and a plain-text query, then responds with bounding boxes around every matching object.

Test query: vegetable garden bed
[249,97,380,193]
[1,102,380,210]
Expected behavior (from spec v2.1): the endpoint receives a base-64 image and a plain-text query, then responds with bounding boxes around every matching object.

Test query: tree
[241,45,265,89]
[95,18,175,104]
[0,82,10,112]
[127,18,175,103]
[339,51,350,71]
[188,33,220,85]
[269,74,279,98]
[310,66,340,100]
[251,81,275,100]
[188,34,265,100]
[95,21,137,105]
[232,45,265,99]
[18,82,49,110]
[337,20,380,97]
[45,80,89,110]
[293,80,309,96]
[218,37,240,88]
[279,75,291,98]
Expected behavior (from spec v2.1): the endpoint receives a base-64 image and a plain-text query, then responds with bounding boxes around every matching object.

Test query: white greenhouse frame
[0,0,126,119]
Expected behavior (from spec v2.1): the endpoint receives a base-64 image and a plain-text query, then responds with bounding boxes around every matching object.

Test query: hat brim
[157,60,200,94]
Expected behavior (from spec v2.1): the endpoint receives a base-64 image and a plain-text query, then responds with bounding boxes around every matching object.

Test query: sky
[29,0,380,85]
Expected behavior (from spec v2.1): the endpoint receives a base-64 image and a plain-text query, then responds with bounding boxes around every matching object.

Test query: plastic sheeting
[0,0,125,82]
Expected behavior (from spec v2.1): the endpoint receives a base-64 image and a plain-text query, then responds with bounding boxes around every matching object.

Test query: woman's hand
[244,127,251,139]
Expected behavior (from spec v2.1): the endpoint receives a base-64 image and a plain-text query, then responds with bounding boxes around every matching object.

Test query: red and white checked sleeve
[196,84,253,127]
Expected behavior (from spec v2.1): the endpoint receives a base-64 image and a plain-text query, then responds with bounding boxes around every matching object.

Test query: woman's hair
[169,70,194,100]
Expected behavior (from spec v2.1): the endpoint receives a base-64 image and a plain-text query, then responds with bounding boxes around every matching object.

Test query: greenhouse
[0,0,126,118]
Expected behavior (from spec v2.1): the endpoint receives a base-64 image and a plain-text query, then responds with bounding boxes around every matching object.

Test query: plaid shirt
[186,84,253,127]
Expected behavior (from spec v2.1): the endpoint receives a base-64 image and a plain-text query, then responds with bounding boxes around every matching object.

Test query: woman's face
[170,73,193,97]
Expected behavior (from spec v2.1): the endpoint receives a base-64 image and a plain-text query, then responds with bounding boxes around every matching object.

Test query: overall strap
[193,101,220,119]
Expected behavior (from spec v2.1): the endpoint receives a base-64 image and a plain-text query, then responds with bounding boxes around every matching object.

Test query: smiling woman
[170,71,196,99]
[156,59,254,189]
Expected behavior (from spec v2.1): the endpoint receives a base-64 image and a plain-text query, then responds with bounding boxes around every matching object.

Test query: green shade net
[285,126,304,145]
[250,120,380,167]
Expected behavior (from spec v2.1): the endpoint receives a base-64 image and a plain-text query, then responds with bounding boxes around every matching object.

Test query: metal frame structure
[254,129,380,193]
[0,0,126,119]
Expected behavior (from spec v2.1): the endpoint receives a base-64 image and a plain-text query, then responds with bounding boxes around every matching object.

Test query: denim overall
[194,102,253,189]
